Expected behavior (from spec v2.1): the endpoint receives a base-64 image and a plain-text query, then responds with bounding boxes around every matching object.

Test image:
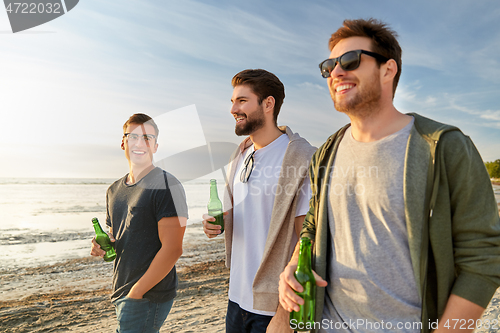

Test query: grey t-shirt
[321,118,421,332]
[106,167,188,303]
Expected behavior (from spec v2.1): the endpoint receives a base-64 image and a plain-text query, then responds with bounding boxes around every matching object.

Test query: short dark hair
[123,113,159,137]
[329,18,402,97]
[231,69,285,125]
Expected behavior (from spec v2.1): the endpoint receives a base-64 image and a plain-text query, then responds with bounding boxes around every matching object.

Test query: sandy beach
[2,211,500,332]
[0,223,229,333]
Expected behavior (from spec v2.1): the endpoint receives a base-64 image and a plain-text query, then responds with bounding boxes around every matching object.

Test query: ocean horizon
[0,177,224,271]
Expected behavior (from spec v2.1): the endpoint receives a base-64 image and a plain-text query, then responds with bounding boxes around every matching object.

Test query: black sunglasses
[319,49,389,78]
[240,150,255,183]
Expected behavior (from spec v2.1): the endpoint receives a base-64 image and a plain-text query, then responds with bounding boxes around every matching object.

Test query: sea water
[0,177,223,271]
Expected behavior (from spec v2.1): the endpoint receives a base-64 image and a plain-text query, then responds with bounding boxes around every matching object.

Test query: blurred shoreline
[0,178,220,271]
[0,226,227,332]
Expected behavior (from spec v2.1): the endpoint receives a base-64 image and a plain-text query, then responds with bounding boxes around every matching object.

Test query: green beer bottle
[290,237,316,331]
[207,179,224,234]
[92,217,116,262]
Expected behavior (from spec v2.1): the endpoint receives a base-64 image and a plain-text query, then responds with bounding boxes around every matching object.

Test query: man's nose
[330,61,346,78]
[135,136,150,147]
[230,104,238,115]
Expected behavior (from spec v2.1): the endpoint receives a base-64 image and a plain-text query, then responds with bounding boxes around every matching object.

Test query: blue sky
[0,0,499,178]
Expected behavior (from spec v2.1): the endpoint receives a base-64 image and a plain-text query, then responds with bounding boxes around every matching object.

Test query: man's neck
[127,164,155,185]
[349,105,412,142]
[249,124,283,150]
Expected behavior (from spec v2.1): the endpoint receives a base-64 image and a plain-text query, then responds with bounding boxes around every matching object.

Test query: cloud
[297,82,325,91]
[2,0,500,177]
[479,110,500,122]
[105,1,307,70]
[447,99,500,130]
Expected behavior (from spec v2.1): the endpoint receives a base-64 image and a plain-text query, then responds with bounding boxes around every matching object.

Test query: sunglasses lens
[340,51,361,71]
[240,151,255,183]
[320,59,335,78]
[320,51,361,78]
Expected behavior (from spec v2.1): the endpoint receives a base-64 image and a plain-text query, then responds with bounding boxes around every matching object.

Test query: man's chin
[129,155,153,165]
[333,102,349,114]
[235,126,251,136]
[234,117,264,136]
[334,97,361,114]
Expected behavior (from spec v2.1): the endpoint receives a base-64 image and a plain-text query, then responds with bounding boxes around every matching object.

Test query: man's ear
[263,96,275,115]
[381,59,398,84]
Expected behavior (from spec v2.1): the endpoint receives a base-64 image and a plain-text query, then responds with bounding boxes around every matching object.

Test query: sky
[1,0,499,179]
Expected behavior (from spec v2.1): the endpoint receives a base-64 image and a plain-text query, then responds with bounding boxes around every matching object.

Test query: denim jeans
[226,300,273,333]
[113,297,174,333]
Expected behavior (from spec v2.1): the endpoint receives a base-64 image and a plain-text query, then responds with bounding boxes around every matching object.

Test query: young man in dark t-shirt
[91,113,188,333]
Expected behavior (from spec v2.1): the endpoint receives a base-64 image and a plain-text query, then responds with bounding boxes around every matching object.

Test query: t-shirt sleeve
[105,189,112,228]
[156,172,189,221]
[295,174,312,217]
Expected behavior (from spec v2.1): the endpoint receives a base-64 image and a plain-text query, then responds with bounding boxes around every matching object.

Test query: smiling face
[328,37,383,117]
[230,84,266,136]
[122,123,158,168]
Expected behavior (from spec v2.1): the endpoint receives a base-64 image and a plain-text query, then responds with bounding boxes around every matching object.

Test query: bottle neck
[210,183,219,200]
[93,221,104,234]
[297,239,312,271]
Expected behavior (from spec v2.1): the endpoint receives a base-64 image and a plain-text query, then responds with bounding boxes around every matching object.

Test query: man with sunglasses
[202,69,316,332]
[279,19,500,332]
[90,113,188,333]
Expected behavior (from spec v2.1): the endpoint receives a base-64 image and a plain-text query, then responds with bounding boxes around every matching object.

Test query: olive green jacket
[301,113,500,332]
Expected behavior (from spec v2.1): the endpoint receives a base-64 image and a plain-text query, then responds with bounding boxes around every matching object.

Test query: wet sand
[0,223,228,333]
[2,211,500,332]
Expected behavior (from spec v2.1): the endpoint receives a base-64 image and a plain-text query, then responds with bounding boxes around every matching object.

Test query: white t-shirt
[228,134,311,315]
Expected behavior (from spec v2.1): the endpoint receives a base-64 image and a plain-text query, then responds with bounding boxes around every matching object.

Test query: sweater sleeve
[301,148,321,240]
[442,131,500,307]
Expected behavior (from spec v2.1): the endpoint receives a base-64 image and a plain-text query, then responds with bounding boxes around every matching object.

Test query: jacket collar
[404,124,432,297]
[404,112,460,299]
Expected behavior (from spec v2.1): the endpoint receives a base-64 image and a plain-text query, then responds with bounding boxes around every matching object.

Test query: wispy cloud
[1,0,500,177]
[480,110,500,122]
[297,82,325,91]
[452,104,500,129]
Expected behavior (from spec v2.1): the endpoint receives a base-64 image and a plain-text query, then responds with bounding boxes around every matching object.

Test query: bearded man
[203,69,316,333]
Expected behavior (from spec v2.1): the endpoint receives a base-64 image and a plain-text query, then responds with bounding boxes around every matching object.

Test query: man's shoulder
[107,175,127,193]
[162,170,184,189]
[146,167,184,190]
[284,127,317,158]
[410,112,463,141]
[310,124,350,164]
[289,135,316,153]
[408,113,474,160]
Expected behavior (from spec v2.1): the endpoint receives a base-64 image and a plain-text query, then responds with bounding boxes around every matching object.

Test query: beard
[332,68,382,118]
[235,105,266,136]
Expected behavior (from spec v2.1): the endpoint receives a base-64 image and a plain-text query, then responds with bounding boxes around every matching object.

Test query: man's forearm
[435,294,485,332]
[290,241,300,263]
[128,243,182,298]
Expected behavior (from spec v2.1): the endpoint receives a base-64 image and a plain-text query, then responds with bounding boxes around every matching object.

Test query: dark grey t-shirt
[106,167,188,303]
